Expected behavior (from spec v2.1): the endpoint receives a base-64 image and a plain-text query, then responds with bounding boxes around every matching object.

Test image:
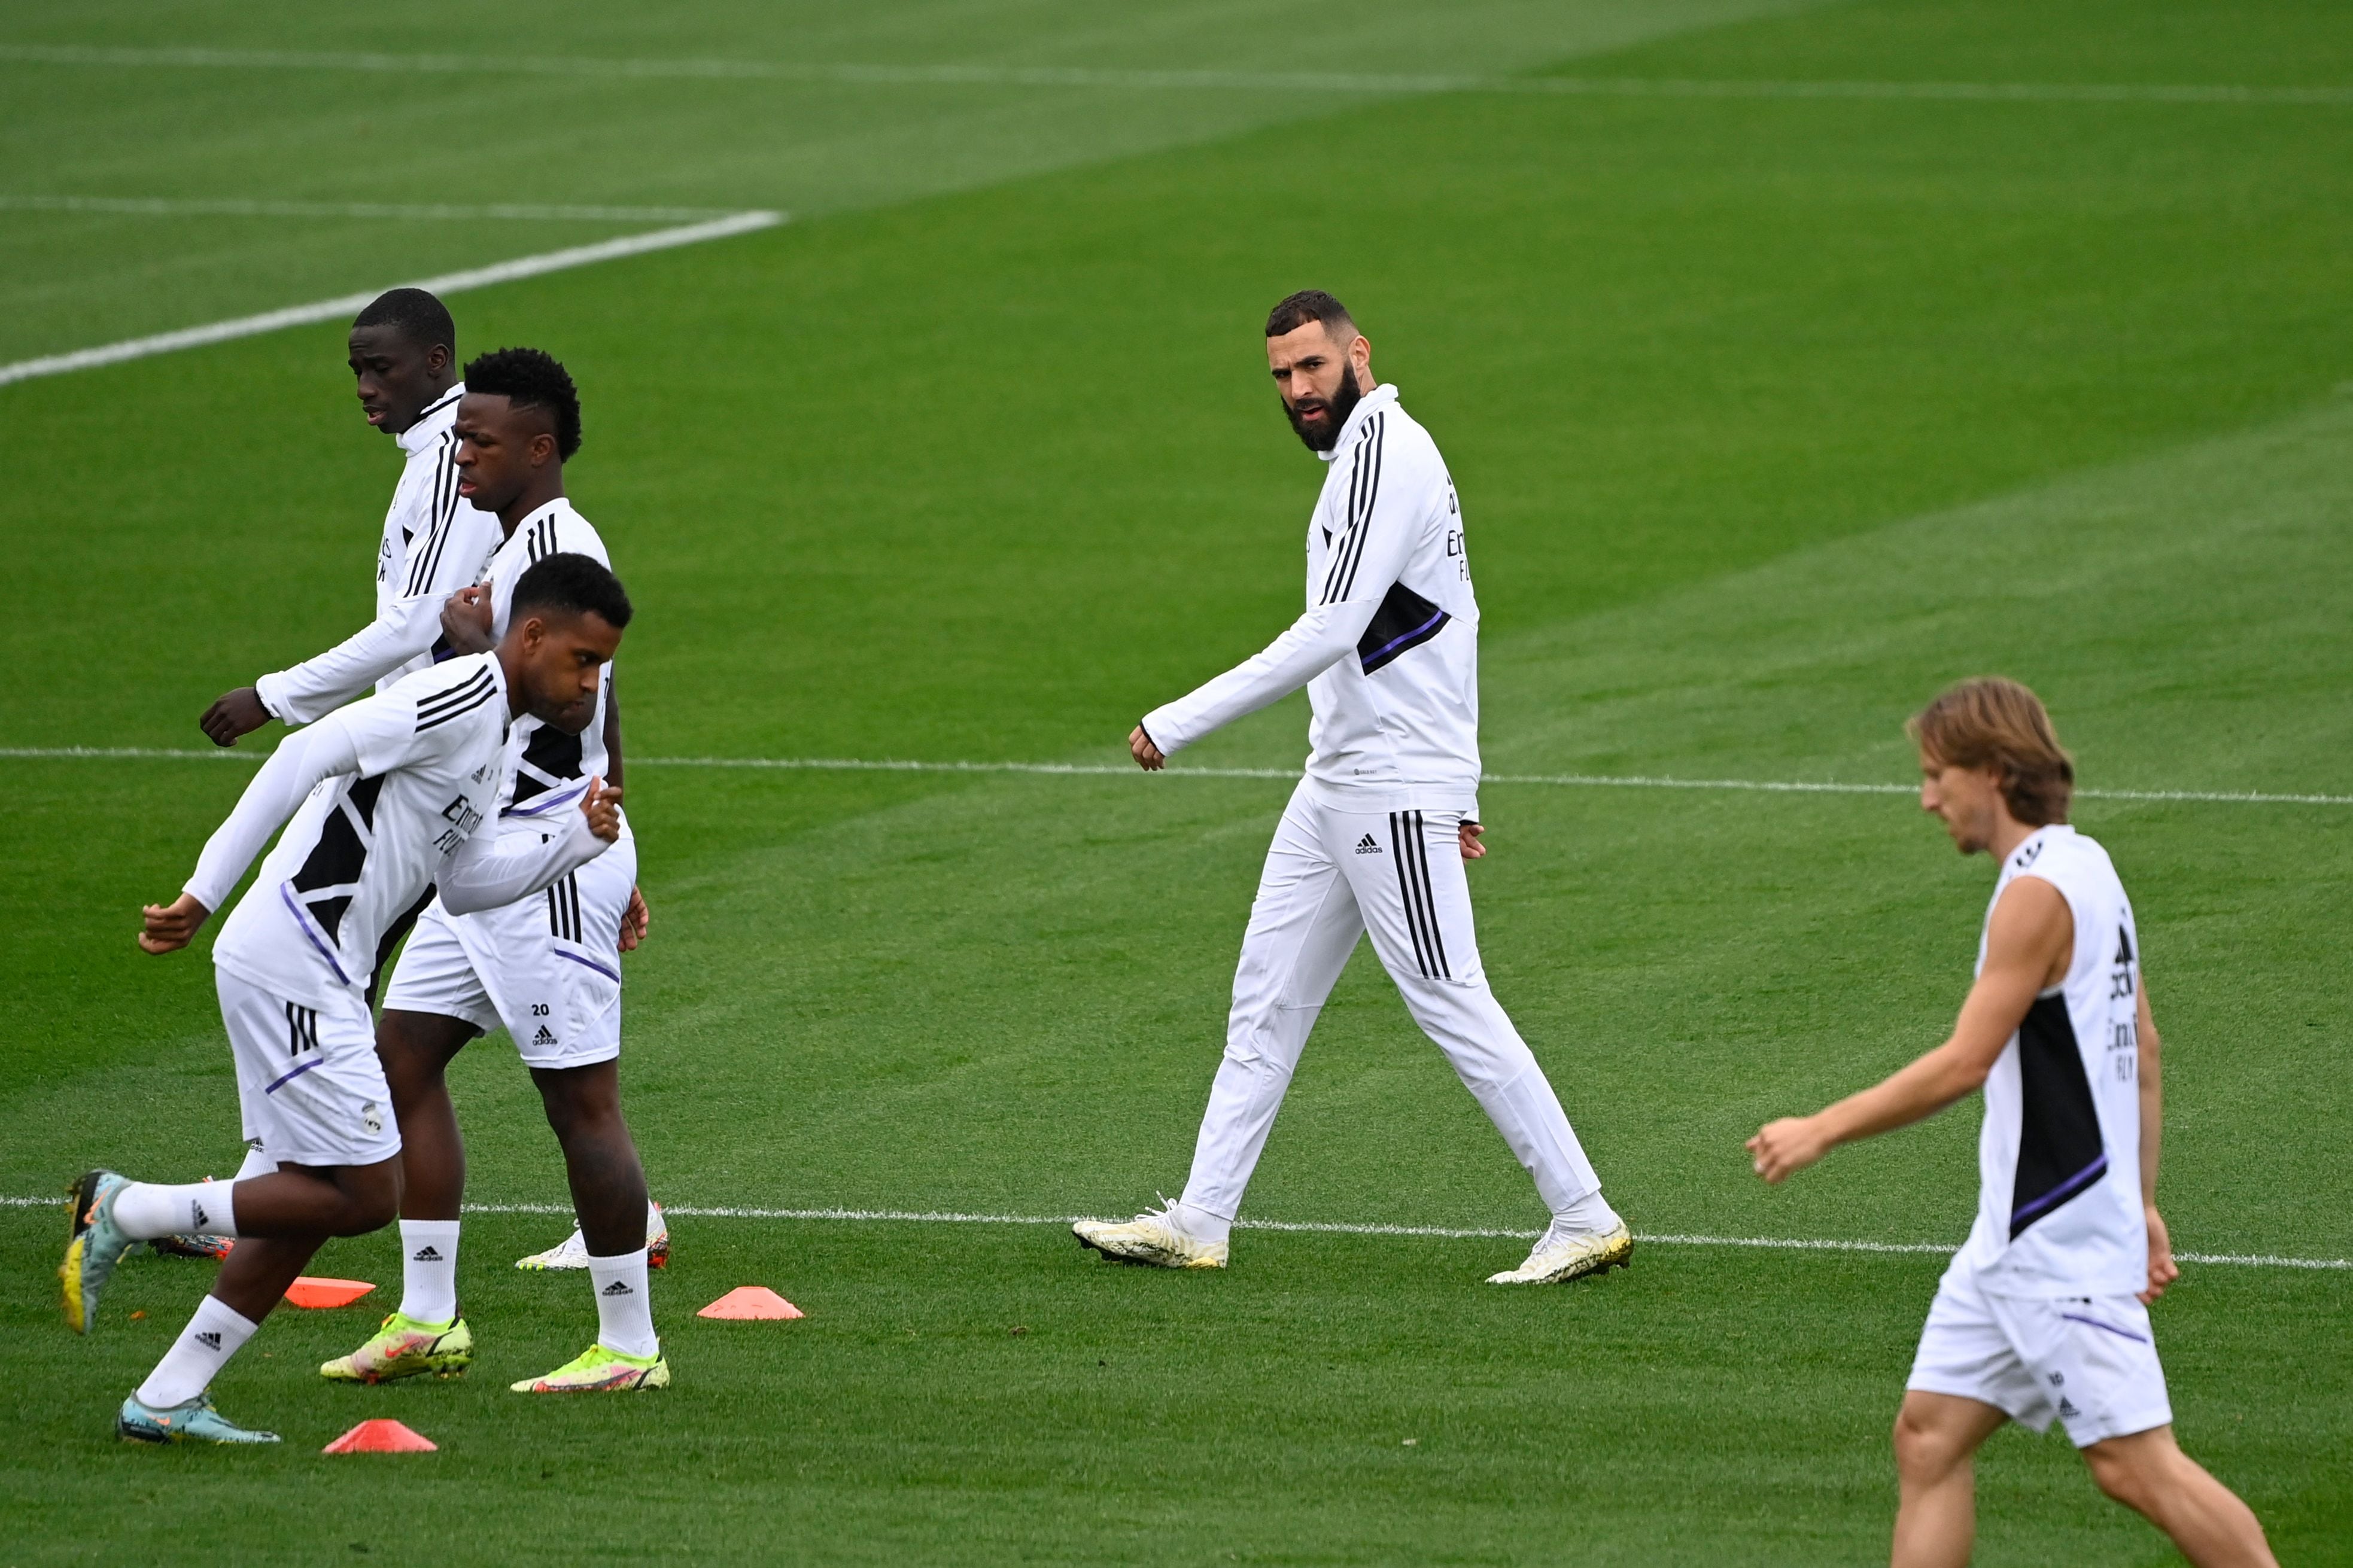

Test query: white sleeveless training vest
[1950,824,2148,1297]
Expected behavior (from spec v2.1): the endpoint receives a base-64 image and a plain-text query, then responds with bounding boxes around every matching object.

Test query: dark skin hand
[200,687,272,747]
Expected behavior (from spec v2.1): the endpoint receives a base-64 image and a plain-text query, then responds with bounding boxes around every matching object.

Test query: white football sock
[397,1220,462,1324]
[136,1295,259,1408]
[1548,1189,1622,1238]
[588,1249,658,1358]
[112,1180,238,1241]
[1169,1199,1231,1245]
[233,1143,276,1181]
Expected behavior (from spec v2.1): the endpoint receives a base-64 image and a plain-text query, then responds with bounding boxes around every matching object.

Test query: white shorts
[1907,1265,2172,1448]
[218,969,400,1168]
[381,834,633,1070]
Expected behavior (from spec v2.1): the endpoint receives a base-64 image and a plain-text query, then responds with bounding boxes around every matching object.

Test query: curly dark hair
[512,551,633,630]
[464,346,582,461]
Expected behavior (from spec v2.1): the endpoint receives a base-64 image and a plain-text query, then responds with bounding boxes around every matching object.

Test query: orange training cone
[323,1418,437,1454]
[284,1277,376,1309]
[698,1286,804,1320]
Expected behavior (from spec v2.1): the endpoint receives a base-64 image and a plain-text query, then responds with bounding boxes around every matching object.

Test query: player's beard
[1284,363,1363,452]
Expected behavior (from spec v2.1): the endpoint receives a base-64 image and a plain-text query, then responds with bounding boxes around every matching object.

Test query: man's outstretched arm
[203,589,457,745]
[1748,876,2074,1183]
[141,717,367,951]
[1135,471,1424,762]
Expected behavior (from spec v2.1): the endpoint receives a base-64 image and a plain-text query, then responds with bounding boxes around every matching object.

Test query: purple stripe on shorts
[2059,1311,2150,1345]
[263,1057,323,1095]
[279,884,352,985]
[555,948,621,983]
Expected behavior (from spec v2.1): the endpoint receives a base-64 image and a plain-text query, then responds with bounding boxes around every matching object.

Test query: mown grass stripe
[0,194,744,223]
[7,746,2349,806]
[5,45,2349,108]
[0,211,783,388]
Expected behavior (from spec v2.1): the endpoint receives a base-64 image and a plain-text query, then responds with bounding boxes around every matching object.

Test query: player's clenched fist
[199,687,272,747]
[1129,724,1165,771]
[1746,1116,1832,1185]
[579,776,622,843]
[139,892,212,954]
[440,583,495,654]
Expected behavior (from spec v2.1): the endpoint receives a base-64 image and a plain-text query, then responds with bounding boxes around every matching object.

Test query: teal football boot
[62,1170,136,1334]
[117,1392,280,1445]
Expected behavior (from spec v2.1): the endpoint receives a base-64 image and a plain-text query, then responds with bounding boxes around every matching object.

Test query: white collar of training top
[1315,381,1399,463]
[397,381,466,455]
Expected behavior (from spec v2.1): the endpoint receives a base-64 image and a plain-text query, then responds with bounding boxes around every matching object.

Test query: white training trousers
[1178,781,1604,1222]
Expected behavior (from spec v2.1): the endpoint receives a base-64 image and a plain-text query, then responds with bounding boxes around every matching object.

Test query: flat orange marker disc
[284,1277,376,1310]
[698,1285,804,1320]
[323,1418,437,1454]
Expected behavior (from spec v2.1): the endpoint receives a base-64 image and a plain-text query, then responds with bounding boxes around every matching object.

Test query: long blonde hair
[1907,678,2075,826]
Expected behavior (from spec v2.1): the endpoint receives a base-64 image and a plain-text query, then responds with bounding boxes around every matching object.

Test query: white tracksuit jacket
[1142,383,1480,815]
[255,385,502,724]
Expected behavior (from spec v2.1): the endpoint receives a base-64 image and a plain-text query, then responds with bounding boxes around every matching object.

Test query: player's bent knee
[2083,1437,2167,1511]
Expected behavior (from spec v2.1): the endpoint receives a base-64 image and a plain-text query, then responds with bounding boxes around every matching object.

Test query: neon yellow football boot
[320,1313,474,1383]
[509,1344,670,1393]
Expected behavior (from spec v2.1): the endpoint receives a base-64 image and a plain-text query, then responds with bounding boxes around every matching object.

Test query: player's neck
[497,470,566,536]
[494,644,530,717]
[1986,811,2040,862]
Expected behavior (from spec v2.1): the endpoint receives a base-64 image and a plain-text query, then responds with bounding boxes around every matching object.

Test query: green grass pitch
[3,1,2351,1561]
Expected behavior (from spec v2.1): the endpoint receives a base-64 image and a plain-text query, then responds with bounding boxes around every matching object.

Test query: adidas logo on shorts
[412,1245,443,1262]
[1354,834,1381,855]
[195,1331,223,1351]
[601,1280,633,1296]
[534,1025,558,1046]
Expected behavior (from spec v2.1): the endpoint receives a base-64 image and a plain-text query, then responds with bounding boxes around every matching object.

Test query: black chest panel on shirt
[2009,992,2108,1238]
[1356,582,1452,675]
[288,774,386,942]
[510,723,585,806]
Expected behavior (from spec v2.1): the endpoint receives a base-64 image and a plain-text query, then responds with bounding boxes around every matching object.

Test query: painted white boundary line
[7,747,2349,807]
[0,194,741,223]
[1,1193,2340,1268]
[4,45,2350,107]
[0,210,783,389]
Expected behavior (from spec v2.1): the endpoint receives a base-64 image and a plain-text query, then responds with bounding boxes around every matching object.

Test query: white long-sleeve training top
[1141,383,1482,816]
[254,385,503,724]
[196,654,610,1011]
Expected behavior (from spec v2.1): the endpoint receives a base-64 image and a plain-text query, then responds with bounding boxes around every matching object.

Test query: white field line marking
[8,747,2349,807]
[0,194,741,223]
[1,1193,2341,1269]
[4,45,2350,108]
[0,210,783,389]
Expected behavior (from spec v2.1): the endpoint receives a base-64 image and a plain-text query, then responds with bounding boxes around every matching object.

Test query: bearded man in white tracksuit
[1073,291,1630,1286]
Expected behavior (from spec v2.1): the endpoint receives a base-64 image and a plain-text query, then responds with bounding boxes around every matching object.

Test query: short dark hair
[1266,290,1356,340]
[511,552,632,631]
[351,288,455,355]
[465,346,583,461]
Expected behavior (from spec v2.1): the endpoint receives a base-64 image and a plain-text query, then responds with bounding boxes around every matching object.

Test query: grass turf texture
[4,0,2352,1561]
